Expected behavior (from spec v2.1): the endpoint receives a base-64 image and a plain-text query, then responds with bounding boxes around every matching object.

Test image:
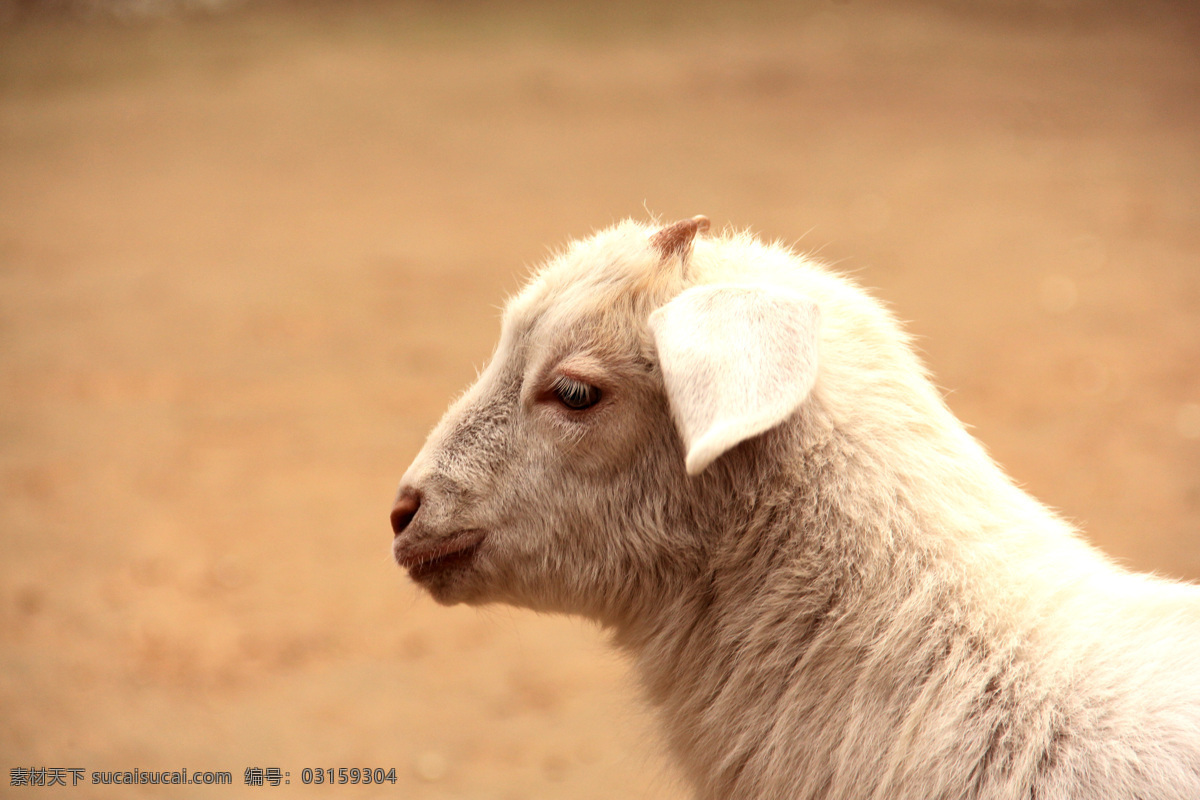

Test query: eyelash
[550,375,602,411]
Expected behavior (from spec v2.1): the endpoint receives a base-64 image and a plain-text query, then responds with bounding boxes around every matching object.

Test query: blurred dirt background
[1,0,1198,797]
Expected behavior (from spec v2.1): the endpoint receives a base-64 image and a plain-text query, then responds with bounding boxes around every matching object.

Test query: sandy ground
[1,1,1198,797]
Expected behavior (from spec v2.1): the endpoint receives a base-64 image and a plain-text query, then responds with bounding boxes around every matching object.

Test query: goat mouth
[396,530,487,582]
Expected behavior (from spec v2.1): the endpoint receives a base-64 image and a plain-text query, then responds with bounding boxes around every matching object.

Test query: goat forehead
[503,282,644,358]
[505,224,679,323]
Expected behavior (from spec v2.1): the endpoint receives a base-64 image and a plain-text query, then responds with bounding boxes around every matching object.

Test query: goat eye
[551,376,602,411]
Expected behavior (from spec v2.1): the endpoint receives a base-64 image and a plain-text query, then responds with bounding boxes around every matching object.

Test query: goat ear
[649,284,820,475]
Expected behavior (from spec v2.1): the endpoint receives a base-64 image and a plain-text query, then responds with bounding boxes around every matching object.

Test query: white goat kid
[391,216,1200,800]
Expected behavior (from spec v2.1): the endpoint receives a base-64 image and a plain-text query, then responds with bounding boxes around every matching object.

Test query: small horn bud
[650,215,711,263]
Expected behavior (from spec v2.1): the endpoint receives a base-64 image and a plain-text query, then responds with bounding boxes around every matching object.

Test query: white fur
[650,284,821,475]
[393,218,1200,800]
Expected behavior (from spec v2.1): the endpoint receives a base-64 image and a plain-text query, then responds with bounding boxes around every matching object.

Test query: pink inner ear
[650,215,711,262]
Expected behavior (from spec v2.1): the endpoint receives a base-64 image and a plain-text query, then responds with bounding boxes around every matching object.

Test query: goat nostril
[390,487,422,536]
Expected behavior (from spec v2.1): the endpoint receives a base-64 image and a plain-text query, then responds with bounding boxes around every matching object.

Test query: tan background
[2,1,1198,797]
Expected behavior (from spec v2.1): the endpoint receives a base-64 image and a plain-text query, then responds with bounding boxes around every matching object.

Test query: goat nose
[390,487,422,536]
